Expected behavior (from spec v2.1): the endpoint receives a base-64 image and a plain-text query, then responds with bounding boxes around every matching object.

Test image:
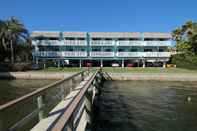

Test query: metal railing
[0,69,92,131]
[117,41,171,46]
[90,40,114,46]
[90,51,114,57]
[32,40,87,46]
[116,52,171,57]
[33,51,88,57]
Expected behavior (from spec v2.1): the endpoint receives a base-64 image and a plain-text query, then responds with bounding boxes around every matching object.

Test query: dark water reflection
[93,81,197,131]
[0,79,56,105]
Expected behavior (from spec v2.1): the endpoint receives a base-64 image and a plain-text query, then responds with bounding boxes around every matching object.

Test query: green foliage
[172,21,197,69]
[171,53,197,69]
[0,17,31,63]
[172,21,197,54]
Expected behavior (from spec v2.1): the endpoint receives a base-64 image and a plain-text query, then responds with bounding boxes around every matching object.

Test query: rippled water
[93,81,197,131]
[0,79,56,105]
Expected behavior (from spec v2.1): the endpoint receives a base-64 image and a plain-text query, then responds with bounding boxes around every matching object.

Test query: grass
[102,67,197,73]
[38,67,84,72]
[37,67,197,74]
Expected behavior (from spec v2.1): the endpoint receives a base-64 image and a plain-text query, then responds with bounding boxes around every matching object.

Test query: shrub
[171,53,197,69]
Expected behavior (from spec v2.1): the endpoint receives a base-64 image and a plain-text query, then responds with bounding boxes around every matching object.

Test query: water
[0,79,56,105]
[94,81,197,131]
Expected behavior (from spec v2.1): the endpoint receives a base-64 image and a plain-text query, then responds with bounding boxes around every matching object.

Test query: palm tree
[0,17,29,63]
[0,20,9,51]
[7,17,28,63]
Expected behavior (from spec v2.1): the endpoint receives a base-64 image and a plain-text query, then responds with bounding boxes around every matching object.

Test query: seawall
[0,72,75,79]
[107,73,197,81]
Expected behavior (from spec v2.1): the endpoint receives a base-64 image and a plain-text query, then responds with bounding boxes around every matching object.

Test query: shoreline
[107,73,197,81]
[1,72,197,81]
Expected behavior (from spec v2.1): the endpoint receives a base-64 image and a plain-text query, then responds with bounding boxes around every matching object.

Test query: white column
[100,59,103,67]
[79,59,82,68]
[142,59,145,68]
[43,62,46,69]
[58,60,60,68]
[163,61,166,68]
[122,59,124,68]
[36,58,38,64]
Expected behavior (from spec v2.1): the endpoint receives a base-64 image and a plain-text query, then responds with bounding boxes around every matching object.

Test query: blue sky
[0,0,196,33]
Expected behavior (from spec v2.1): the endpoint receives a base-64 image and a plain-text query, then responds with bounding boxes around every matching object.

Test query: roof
[31,31,172,39]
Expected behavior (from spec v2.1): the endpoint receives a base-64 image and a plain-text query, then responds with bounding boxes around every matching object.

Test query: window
[159,48,164,52]
[130,49,137,52]
[105,49,112,52]
[38,46,60,51]
[144,49,153,52]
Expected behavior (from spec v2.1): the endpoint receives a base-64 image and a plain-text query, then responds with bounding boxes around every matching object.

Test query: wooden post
[81,72,84,81]
[60,84,65,100]
[37,95,45,121]
[69,79,73,93]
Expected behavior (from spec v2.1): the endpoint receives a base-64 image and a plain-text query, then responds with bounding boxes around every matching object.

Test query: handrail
[0,69,93,131]
[0,70,87,111]
[51,70,99,131]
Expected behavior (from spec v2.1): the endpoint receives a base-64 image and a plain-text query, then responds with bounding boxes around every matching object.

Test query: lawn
[38,67,197,74]
[102,67,197,73]
[38,67,84,72]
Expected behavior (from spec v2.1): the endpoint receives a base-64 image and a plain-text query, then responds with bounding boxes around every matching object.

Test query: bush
[171,53,197,69]
[9,63,31,71]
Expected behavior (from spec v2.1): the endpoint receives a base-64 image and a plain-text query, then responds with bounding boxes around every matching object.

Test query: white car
[112,63,119,67]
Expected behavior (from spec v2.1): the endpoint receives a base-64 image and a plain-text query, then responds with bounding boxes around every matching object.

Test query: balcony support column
[43,62,46,69]
[163,61,166,68]
[100,59,103,67]
[142,59,145,68]
[122,59,124,68]
[36,58,39,64]
[79,59,82,68]
[58,60,60,68]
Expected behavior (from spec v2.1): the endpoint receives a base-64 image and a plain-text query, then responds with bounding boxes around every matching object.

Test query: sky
[0,0,197,33]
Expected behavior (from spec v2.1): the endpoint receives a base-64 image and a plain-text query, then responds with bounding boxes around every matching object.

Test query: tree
[171,21,197,69]
[172,21,197,54]
[0,17,29,63]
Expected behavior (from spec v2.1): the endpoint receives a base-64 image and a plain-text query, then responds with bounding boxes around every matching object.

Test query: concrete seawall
[1,72,197,81]
[0,72,75,79]
[108,73,197,81]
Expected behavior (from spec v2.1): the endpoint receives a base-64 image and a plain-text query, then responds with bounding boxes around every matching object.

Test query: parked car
[112,63,119,67]
[31,64,40,70]
[86,62,92,67]
[127,63,134,67]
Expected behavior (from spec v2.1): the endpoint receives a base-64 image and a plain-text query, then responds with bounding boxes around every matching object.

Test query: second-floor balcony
[32,40,87,46]
[90,52,114,57]
[90,40,114,46]
[117,41,171,46]
[116,52,171,58]
[33,51,87,57]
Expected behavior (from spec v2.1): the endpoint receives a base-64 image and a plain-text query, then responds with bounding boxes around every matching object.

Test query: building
[31,31,172,68]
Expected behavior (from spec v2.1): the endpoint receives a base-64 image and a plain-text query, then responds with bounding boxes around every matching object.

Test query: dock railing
[50,70,102,131]
[0,69,93,131]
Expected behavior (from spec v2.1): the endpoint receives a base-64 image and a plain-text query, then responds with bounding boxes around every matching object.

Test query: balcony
[90,40,114,46]
[116,52,171,57]
[32,40,87,46]
[117,41,171,46]
[33,51,87,57]
[63,40,86,46]
[90,52,114,57]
